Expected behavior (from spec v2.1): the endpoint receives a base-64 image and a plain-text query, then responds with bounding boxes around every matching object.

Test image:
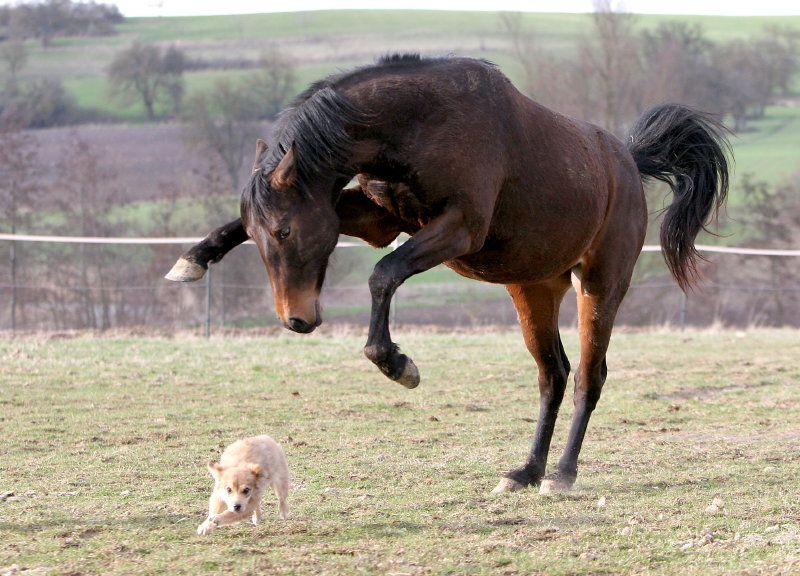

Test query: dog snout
[233,503,242,512]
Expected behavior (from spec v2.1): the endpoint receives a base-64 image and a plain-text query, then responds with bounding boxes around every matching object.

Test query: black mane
[263,84,370,186]
[243,54,492,215]
[256,53,475,184]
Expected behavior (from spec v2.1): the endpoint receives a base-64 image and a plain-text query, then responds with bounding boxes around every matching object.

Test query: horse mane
[243,54,496,216]
[265,85,370,186]
[243,80,371,218]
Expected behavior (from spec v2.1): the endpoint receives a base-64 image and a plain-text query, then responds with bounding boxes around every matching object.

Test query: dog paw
[197,520,216,535]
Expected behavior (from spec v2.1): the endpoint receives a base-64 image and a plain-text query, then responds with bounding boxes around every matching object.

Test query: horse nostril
[288,317,314,333]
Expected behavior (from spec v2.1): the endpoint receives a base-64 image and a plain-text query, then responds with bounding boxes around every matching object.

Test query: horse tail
[627,104,732,292]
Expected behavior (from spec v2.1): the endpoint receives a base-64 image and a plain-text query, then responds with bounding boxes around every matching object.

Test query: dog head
[208,461,263,513]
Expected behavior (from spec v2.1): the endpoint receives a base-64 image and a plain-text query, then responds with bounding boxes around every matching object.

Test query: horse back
[341,57,645,283]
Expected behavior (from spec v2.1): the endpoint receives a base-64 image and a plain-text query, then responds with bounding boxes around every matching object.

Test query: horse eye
[278,227,291,240]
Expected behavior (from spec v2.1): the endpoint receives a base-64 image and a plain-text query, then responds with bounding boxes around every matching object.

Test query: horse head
[241,140,339,334]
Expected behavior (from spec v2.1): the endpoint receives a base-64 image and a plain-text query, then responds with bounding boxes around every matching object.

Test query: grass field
[1,329,799,575]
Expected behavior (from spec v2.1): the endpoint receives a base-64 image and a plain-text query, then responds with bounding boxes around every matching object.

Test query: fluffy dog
[197,435,289,535]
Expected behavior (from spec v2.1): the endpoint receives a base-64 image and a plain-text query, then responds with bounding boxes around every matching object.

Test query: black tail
[628,104,732,292]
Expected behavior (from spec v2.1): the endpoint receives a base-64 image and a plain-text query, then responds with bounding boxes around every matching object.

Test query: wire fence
[1,233,799,334]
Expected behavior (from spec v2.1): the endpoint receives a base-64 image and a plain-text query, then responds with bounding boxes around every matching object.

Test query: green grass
[2,330,799,575]
[732,106,800,188]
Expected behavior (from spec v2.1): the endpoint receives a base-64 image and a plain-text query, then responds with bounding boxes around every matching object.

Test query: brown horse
[167,55,730,493]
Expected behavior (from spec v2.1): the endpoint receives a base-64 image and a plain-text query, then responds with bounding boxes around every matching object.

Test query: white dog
[197,435,289,535]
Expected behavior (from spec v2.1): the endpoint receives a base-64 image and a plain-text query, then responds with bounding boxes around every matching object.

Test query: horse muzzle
[286,316,320,334]
[282,298,322,334]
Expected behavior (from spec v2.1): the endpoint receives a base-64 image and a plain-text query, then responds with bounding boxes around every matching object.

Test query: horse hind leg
[493,280,571,493]
[539,265,628,494]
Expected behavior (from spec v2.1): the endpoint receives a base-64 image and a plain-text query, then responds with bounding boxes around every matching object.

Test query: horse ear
[270,143,297,189]
[253,139,268,169]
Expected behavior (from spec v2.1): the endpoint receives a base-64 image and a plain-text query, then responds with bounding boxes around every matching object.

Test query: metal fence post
[205,265,212,338]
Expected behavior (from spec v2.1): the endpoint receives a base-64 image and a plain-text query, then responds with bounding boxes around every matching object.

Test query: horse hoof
[165,258,207,282]
[396,356,420,389]
[539,475,574,495]
[491,477,526,493]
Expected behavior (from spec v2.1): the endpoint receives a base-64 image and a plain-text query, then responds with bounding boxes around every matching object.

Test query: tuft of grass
[1,329,799,575]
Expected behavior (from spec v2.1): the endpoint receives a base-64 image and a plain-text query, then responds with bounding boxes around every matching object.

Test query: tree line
[502,6,800,134]
[0,0,122,46]
[105,42,296,190]
[0,0,123,129]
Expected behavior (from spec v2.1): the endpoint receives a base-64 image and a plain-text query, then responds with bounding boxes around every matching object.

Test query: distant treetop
[0,0,124,47]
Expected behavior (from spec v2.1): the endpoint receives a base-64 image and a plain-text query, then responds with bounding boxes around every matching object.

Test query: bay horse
[167,55,730,493]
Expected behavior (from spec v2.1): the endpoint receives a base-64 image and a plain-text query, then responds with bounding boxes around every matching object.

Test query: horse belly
[444,184,605,284]
[444,242,582,285]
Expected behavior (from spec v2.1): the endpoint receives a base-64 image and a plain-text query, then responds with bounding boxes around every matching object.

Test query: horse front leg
[165,218,248,282]
[363,211,480,388]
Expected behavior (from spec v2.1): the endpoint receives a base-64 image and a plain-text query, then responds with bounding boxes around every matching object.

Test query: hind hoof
[539,474,574,495]
[165,258,207,282]
[492,477,526,493]
[396,356,420,389]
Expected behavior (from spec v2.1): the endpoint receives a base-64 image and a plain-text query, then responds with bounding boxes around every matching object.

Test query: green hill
[6,9,800,185]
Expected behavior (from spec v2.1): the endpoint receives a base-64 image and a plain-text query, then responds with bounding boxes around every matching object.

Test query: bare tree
[8,0,123,48]
[252,46,296,120]
[712,39,773,132]
[56,132,122,329]
[108,42,186,121]
[579,0,642,135]
[0,41,27,124]
[182,77,261,192]
[497,12,543,95]
[501,1,642,135]
[0,124,37,330]
[760,26,800,98]
[0,40,28,88]
[639,22,716,109]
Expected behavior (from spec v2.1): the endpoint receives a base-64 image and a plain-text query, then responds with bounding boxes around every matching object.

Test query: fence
[1,233,799,333]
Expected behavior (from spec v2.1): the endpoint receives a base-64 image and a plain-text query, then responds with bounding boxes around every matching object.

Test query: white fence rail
[1,233,798,333]
[2,233,799,256]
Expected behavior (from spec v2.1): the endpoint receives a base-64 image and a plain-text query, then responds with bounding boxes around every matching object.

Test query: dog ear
[248,464,262,478]
[208,461,223,480]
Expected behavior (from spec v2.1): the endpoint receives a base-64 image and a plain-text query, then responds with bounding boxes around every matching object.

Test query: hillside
[7,9,800,205]
[11,10,800,117]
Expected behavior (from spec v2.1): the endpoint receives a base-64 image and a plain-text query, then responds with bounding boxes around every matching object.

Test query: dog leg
[197,518,217,535]
[197,503,256,535]
[197,494,227,535]
[252,498,263,525]
[208,506,255,528]
[273,481,290,519]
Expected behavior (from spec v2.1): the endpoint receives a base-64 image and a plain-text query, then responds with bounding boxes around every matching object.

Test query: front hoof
[165,258,207,282]
[539,473,575,495]
[491,477,526,494]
